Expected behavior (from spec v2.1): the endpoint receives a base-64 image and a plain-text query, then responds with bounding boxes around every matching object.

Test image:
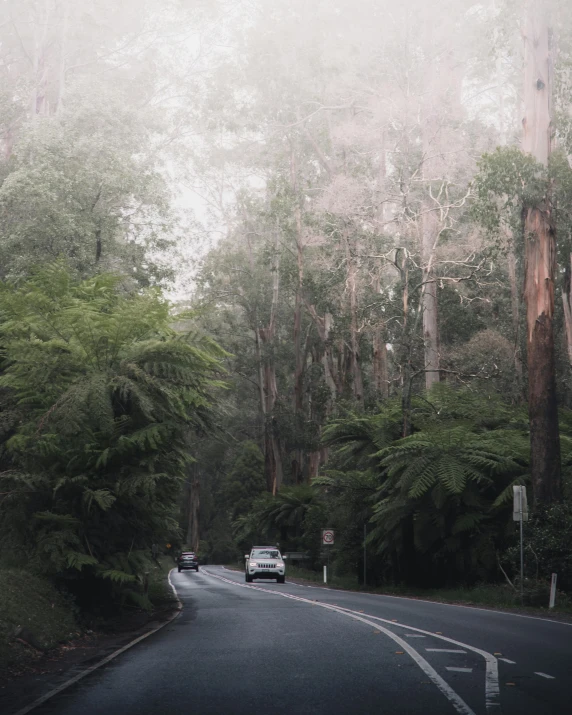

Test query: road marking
[405,634,426,638]
[447,668,473,673]
[206,567,501,713]
[297,602,500,712]
[222,567,572,629]
[203,569,476,715]
[534,672,555,679]
[498,658,516,665]
[427,649,467,653]
[12,569,183,715]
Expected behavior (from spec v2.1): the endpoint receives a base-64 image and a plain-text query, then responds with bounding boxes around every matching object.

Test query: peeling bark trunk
[562,255,572,365]
[507,243,524,391]
[522,0,561,505]
[523,207,561,504]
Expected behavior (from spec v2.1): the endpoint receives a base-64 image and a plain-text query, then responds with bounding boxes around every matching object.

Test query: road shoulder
[0,569,181,715]
[222,565,572,625]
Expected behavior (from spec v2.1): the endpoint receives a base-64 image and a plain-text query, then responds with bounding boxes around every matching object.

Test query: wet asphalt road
[35,566,571,715]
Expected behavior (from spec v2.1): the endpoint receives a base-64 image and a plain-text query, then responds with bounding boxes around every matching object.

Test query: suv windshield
[251,549,280,559]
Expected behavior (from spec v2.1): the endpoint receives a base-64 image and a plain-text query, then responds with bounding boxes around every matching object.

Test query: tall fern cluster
[0,264,226,608]
[319,387,572,586]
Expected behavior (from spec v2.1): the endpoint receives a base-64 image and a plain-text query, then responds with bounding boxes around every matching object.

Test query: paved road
[35,566,570,715]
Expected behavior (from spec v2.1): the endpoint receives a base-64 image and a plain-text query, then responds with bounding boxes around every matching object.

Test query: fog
[1,0,567,295]
[2,3,572,690]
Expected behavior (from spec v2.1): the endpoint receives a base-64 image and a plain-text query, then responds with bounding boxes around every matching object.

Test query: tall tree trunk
[421,193,440,391]
[31,0,51,117]
[258,231,283,494]
[372,263,389,398]
[291,148,305,483]
[343,230,363,403]
[507,241,525,394]
[562,255,572,365]
[373,328,389,398]
[56,0,70,114]
[522,0,561,504]
[186,477,200,552]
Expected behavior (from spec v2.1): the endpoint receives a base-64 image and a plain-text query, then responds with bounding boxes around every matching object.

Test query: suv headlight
[277,562,284,568]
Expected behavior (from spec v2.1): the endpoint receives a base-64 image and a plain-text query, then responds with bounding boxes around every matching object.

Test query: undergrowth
[0,569,79,674]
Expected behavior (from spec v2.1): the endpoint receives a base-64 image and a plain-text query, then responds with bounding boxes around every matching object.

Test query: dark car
[177,552,199,572]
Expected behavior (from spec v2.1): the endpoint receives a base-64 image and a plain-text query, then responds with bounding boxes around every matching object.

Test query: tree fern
[0,263,226,607]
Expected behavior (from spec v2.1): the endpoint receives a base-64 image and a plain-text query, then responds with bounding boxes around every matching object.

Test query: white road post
[323,565,327,584]
[549,573,557,609]
[363,523,367,587]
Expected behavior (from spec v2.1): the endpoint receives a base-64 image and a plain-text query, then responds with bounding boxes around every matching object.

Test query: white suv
[245,546,286,583]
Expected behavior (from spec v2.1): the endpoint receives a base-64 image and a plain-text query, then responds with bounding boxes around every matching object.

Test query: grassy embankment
[285,565,572,614]
[0,557,178,675]
[0,569,79,675]
[228,562,572,615]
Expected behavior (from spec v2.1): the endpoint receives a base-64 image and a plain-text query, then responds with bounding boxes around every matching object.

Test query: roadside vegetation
[2,0,572,681]
[0,570,79,675]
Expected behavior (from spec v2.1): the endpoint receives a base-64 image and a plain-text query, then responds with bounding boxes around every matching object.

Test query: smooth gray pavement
[34,566,570,715]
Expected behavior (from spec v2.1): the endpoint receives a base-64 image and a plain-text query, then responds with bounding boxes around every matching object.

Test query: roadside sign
[512,486,528,521]
[322,529,334,545]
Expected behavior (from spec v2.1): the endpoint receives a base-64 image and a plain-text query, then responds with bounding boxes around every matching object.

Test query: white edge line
[168,568,183,610]
[322,602,500,713]
[534,672,555,679]
[498,658,516,665]
[219,566,572,628]
[208,567,501,714]
[12,569,183,715]
[203,569,476,715]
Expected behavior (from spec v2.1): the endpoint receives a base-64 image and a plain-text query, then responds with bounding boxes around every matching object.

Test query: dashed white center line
[426,649,467,654]
[534,672,555,679]
[446,667,473,673]
[498,658,516,665]
[405,634,426,638]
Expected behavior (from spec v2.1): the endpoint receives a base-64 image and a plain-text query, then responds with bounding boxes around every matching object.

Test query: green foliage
[232,485,324,555]
[0,568,79,672]
[505,501,572,592]
[221,441,266,521]
[0,79,173,283]
[322,401,403,469]
[472,146,572,256]
[0,264,226,608]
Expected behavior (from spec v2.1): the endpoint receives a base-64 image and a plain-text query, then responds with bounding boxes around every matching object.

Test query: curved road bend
[35,566,570,715]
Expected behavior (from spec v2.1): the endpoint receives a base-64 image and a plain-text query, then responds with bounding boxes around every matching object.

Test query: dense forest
[1,0,572,619]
